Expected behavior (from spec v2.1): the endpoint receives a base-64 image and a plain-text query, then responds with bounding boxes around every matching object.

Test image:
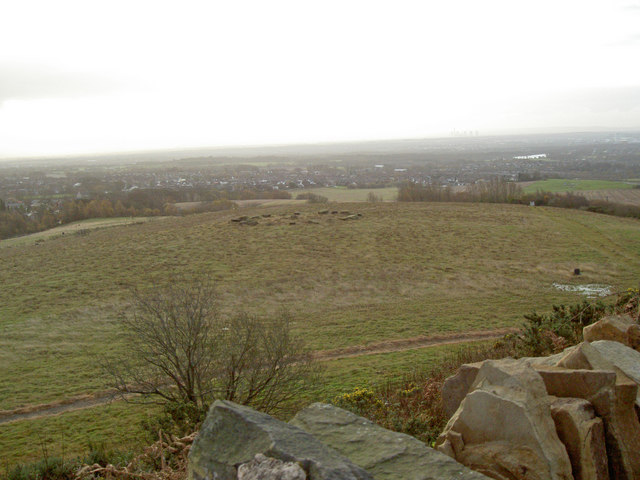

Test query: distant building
[513,154,547,160]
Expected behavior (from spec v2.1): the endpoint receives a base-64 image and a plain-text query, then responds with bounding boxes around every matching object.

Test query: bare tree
[215,311,317,413]
[105,279,318,416]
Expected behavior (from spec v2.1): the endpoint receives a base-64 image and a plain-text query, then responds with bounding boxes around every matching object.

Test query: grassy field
[0,217,160,248]
[300,186,398,202]
[521,179,636,194]
[2,201,640,464]
[0,341,481,467]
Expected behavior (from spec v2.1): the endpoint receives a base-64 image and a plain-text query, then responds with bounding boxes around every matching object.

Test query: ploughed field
[2,201,640,464]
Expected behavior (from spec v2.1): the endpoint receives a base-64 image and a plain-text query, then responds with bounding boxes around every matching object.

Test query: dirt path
[0,328,515,425]
[313,328,516,361]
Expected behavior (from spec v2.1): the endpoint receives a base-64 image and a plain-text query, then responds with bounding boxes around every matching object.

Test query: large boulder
[290,403,489,480]
[442,351,571,419]
[551,343,640,479]
[188,400,372,480]
[583,315,640,350]
[550,397,609,480]
[555,339,640,408]
[436,359,573,480]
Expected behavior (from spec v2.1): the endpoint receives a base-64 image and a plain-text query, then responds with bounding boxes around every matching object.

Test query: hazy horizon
[2,0,640,160]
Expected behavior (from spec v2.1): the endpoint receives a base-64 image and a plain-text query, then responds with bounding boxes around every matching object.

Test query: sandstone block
[590,340,640,387]
[583,315,640,350]
[550,342,640,479]
[550,397,609,480]
[442,362,482,419]
[437,359,573,480]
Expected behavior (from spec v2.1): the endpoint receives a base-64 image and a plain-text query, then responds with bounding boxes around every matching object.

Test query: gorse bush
[502,299,609,357]
[334,341,518,445]
[615,287,640,321]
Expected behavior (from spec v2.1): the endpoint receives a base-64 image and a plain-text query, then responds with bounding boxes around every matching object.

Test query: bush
[510,299,609,356]
[334,341,517,445]
[295,193,329,204]
[366,192,383,203]
[104,278,319,428]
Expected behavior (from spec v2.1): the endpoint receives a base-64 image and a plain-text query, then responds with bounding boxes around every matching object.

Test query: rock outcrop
[188,400,491,480]
[188,400,372,480]
[438,314,640,480]
[290,402,488,480]
[237,454,307,480]
[437,359,573,480]
[188,314,640,480]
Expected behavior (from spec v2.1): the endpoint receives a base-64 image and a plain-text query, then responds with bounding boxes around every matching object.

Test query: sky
[1,0,640,158]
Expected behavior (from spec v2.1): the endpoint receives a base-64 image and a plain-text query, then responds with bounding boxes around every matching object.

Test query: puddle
[552,283,613,298]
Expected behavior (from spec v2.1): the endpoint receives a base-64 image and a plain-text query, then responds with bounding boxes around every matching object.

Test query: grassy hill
[2,201,640,464]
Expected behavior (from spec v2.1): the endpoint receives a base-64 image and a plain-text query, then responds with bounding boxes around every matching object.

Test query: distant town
[2,132,639,211]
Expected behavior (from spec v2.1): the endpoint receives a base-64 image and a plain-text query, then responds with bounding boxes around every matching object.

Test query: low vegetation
[398,179,640,220]
[0,188,286,241]
[398,178,521,204]
[7,289,639,480]
[299,187,398,202]
[335,287,640,445]
[522,179,636,193]
[105,279,318,432]
[295,192,329,203]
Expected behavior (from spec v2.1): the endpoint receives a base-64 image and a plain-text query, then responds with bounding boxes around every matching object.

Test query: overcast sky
[1,0,640,158]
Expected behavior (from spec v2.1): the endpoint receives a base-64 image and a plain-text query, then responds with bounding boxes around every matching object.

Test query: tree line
[0,187,292,240]
[397,179,640,220]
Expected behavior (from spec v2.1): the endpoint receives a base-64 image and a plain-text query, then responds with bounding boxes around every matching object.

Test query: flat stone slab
[591,340,640,386]
[291,402,490,480]
[188,400,372,480]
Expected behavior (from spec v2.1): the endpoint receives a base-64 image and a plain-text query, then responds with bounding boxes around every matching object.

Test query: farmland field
[579,189,640,206]
[2,201,640,464]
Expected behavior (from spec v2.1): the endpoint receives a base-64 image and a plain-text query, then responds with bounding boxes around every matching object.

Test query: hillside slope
[1,202,640,414]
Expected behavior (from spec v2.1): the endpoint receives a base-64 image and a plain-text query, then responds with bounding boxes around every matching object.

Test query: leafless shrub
[104,278,318,417]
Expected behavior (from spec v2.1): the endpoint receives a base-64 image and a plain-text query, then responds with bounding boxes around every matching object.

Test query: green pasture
[0,341,478,467]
